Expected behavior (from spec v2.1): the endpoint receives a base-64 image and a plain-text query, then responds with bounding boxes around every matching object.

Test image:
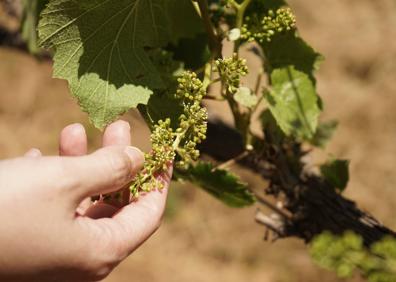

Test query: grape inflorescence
[241,7,296,43]
[215,53,248,94]
[130,71,208,197]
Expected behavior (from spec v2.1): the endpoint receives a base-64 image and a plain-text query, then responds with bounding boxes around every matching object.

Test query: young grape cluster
[130,71,208,197]
[215,54,248,94]
[241,7,296,43]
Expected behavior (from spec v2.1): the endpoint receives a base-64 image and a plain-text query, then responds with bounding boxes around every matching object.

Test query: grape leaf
[38,0,202,128]
[234,87,258,108]
[266,66,320,140]
[166,0,204,43]
[263,34,323,80]
[260,109,285,143]
[321,159,350,192]
[261,34,323,140]
[167,33,210,70]
[182,162,256,208]
[138,49,185,130]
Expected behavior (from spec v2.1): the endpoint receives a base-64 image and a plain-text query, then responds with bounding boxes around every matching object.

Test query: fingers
[59,123,90,214]
[103,120,131,147]
[59,123,88,156]
[96,119,132,210]
[24,148,42,158]
[77,166,172,265]
[110,166,172,254]
[62,146,144,204]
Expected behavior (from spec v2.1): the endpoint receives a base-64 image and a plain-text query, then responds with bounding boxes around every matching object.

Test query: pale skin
[0,120,171,282]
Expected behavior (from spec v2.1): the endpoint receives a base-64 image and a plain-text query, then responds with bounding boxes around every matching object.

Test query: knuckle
[104,150,132,186]
[55,159,81,192]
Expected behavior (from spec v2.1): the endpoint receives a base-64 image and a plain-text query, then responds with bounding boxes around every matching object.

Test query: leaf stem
[202,61,212,89]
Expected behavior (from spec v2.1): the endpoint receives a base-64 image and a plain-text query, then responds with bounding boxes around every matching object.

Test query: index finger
[84,120,133,217]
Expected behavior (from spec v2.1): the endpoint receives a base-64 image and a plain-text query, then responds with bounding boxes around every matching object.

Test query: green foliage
[243,0,323,141]
[183,162,256,208]
[262,34,323,77]
[167,33,210,70]
[139,49,185,130]
[311,232,396,282]
[265,65,320,140]
[166,0,205,43]
[33,3,383,281]
[38,0,203,128]
[262,34,322,139]
[321,159,350,192]
[234,87,258,108]
[130,71,208,197]
[260,109,285,142]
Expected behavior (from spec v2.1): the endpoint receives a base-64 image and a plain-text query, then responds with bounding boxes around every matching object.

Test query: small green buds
[241,7,296,43]
[215,53,248,94]
[130,71,208,197]
[176,71,206,102]
[175,72,208,169]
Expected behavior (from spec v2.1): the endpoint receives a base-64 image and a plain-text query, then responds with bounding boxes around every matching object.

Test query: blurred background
[1,0,396,281]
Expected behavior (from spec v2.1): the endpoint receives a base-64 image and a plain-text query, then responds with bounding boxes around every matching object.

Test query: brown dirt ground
[1,0,396,281]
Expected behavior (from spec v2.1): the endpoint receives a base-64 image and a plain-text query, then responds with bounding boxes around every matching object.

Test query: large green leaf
[263,34,323,78]
[38,0,202,128]
[183,162,256,208]
[262,36,323,140]
[167,33,210,70]
[166,0,204,43]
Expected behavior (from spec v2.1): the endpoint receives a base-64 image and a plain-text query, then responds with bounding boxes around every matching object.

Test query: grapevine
[9,0,396,281]
[130,71,208,197]
[241,7,296,43]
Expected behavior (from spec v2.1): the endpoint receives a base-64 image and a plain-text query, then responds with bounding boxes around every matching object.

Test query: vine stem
[232,0,252,53]
[194,0,222,58]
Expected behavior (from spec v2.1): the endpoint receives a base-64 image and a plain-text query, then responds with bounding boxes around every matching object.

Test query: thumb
[63,146,144,204]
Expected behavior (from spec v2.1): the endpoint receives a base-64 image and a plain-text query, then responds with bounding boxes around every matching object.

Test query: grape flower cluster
[215,53,248,94]
[241,7,296,43]
[130,71,208,197]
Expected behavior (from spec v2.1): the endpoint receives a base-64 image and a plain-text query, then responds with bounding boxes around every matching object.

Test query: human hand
[0,120,171,282]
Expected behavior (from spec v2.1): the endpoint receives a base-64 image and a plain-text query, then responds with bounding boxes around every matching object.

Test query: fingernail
[63,123,85,136]
[24,148,42,158]
[110,120,130,130]
[124,146,144,169]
